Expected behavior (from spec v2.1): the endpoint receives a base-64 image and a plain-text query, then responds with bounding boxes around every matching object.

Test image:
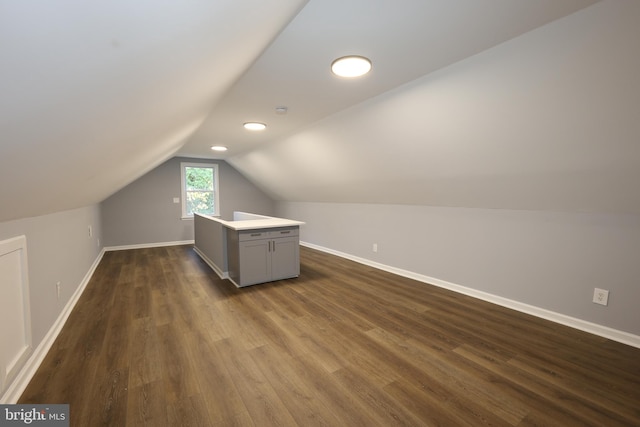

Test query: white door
[0,236,32,396]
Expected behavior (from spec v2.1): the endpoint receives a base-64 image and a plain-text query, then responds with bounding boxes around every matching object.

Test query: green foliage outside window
[185,166,215,215]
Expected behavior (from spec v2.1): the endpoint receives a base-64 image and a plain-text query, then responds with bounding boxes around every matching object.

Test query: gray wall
[101,157,275,247]
[0,205,102,347]
[193,213,227,276]
[278,202,640,337]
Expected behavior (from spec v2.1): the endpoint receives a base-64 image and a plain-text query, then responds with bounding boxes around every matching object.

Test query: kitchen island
[193,212,304,287]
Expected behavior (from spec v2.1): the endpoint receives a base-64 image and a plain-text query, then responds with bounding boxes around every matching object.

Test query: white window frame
[180,162,220,219]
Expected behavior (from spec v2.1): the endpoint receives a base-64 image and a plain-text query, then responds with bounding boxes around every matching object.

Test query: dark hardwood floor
[19,245,640,426]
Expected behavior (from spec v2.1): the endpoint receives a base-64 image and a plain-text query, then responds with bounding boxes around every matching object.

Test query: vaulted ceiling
[5,0,639,223]
[180,0,600,159]
[0,0,307,222]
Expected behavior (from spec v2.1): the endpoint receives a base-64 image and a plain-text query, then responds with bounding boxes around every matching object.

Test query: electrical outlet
[372,243,378,253]
[56,281,61,300]
[593,288,609,306]
[173,197,180,204]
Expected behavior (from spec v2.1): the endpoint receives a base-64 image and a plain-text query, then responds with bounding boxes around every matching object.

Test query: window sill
[182,214,220,220]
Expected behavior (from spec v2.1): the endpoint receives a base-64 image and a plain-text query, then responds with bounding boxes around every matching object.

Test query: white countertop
[221,217,304,231]
[195,213,304,231]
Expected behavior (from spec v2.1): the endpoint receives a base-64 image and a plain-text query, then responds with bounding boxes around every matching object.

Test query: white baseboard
[301,242,640,349]
[1,248,106,404]
[104,240,194,252]
[192,247,228,280]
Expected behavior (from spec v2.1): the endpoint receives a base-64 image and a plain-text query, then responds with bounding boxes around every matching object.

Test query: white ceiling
[0,0,306,222]
[179,0,599,158]
[224,0,640,214]
[3,0,623,223]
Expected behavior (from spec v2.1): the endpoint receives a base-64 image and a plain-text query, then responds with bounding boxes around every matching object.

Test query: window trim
[180,162,220,219]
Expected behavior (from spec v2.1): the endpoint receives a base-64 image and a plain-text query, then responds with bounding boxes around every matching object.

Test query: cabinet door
[270,236,300,281]
[238,239,271,286]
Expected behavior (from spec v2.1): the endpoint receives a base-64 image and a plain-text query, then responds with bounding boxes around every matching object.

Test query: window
[180,162,219,218]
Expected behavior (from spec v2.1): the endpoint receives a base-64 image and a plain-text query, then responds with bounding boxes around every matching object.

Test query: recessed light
[243,122,267,131]
[211,145,227,152]
[331,55,372,78]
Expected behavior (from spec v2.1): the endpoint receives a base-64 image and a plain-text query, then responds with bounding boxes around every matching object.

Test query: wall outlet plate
[593,288,609,306]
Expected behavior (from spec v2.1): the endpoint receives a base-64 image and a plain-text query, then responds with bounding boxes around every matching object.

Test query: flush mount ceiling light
[331,55,372,78]
[210,145,227,152]
[243,122,267,131]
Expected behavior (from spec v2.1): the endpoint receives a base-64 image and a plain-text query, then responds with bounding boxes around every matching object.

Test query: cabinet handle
[280,230,291,234]
[251,233,261,237]
[273,240,276,252]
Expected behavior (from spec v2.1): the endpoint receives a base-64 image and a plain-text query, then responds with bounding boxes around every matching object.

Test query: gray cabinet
[227,227,300,287]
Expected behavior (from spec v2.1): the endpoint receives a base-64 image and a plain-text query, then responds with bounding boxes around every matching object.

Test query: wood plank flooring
[19,245,640,426]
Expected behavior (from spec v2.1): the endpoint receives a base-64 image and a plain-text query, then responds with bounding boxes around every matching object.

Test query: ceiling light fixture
[211,145,227,152]
[243,122,266,131]
[331,55,372,78]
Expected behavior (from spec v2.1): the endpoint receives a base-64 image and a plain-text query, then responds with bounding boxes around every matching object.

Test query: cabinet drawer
[268,227,299,238]
[238,231,269,241]
[238,227,299,242]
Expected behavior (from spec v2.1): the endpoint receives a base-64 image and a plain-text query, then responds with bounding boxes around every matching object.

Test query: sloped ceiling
[180,0,600,158]
[226,0,640,214]
[0,0,307,222]
[6,0,632,223]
